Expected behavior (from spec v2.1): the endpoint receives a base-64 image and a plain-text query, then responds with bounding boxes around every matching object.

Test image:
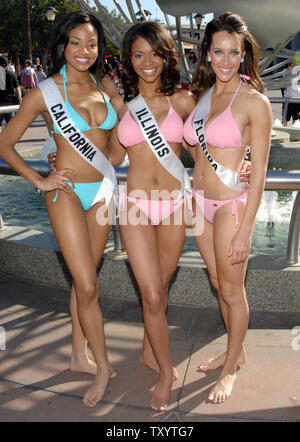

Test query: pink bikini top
[118,96,183,148]
[183,75,249,148]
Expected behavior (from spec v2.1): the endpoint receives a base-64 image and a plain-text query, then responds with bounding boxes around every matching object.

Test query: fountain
[0,0,299,311]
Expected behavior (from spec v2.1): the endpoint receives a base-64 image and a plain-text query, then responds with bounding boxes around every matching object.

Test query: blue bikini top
[53,64,117,134]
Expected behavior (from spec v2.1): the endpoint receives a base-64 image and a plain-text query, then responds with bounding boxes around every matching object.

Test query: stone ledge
[0,225,299,312]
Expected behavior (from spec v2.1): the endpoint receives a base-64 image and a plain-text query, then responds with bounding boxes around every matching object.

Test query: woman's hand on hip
[37,169,75,192]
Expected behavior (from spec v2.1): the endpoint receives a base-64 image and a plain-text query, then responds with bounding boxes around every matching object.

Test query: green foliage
[0,0,79,53]
[0,0,123,57]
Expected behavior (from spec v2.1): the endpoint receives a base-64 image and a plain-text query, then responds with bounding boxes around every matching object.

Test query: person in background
[7,60,16,73]
[0,55,22,133]
[283,59,300,125]
[21,60,39,93]
[33,57,41,71]
[35,64,47,83]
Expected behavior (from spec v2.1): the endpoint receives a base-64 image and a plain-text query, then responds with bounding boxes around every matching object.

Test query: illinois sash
[127,93,192,200]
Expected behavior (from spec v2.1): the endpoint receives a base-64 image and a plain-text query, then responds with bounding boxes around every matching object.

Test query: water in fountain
[0,174,295,256]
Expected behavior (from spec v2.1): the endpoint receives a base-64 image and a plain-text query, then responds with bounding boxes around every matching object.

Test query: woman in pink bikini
[183,12,272,403]
[110,21,196,412]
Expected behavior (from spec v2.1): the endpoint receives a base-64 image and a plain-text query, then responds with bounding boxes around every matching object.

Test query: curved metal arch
[156,0,300,48]
[75,0,299,91]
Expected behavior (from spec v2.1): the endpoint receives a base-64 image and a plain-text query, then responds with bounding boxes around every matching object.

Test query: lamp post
[45,6,58,37]
[194,13,204,37]
[135,10,152,22]
[44,6,58,74]
[193,13,204,55]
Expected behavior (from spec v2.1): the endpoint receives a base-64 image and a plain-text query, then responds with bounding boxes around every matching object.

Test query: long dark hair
[121,21,180,102]
[192,12,264,100]
[49,10,106,82]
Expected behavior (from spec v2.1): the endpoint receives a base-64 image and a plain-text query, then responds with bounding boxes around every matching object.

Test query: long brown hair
[192,12,264,100]
[121,21,180,102]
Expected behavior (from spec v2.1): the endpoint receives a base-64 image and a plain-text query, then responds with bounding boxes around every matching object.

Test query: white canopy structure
[156,0,300,48]
[75,0,299,91]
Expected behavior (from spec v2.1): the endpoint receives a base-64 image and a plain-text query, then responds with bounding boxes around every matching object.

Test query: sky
[89,0,213,25]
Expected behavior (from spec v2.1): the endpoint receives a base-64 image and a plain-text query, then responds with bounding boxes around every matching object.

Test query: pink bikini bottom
[116,191,192,225]
[193,189,248,225]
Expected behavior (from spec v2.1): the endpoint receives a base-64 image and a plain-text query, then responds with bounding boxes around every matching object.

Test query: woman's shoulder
[242,86,271,109]
[111,93,126,115]
[170,88,196,114]
[241,85,272,123]
[172,88,194,101]
[48,72,63,86]
[100,75,118,99]
[17,84,48,114]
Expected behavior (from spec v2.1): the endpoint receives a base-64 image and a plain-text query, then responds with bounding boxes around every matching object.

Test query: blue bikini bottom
[52,181,104,211]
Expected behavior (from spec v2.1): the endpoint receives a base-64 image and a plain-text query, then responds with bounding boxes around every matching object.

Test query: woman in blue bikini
[0,11,117,408]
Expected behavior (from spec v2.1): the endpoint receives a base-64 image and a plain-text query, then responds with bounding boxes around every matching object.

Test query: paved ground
[1,97,300,425]
[0,271,299,423]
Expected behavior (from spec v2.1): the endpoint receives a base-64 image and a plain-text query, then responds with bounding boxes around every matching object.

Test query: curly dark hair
[121,21,180,102]
[192,12,264,100]
[49,10,106,83]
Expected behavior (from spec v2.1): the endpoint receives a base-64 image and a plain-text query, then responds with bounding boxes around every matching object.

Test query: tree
[0,1,22,56]
[0,0,79,58]
[30,0,79,51]
[0,1,124,62]
[22,0,32,60]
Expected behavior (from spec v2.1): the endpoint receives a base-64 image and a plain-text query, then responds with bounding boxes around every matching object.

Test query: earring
[241,57,245,63]
[207,55,211,62]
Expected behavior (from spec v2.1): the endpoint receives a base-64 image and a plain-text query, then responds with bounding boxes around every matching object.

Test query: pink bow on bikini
[239,74,250,81]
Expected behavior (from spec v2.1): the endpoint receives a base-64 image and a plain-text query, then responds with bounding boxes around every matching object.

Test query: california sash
[192,87,245,192]
[127,94,192,199]
[38,77,117,207]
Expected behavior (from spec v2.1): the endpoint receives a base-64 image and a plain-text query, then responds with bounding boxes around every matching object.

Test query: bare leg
[199,295,247,372]
[120,219,173,411]
[45,190,113,407]
[140,210,186,381]
[69,284,117,377]
[208,202,249,403]
[193,209,246,374]
[69,283,96,374]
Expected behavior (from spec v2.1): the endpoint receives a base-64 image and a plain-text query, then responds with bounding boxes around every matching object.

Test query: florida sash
[192,87,245,192]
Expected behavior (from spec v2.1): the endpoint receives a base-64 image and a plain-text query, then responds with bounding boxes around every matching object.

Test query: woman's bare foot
[208,373,237,404]
[83,366,111,408]
[139,352,179,380]
[150,371,173,411]
[70,357,117,378]
[198,347,246,372]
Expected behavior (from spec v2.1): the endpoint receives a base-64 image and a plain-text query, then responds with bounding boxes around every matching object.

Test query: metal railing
[0,159,299,264]
[268,97,300,126]
[0,105,20,115]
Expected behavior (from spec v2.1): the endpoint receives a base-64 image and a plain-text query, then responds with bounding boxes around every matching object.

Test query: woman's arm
[229,92,273,264]
[172,89,198,160]
[108,123,126,166]
[100,75,118,99]
[182,139,197,161]
[0,87,74,192]
[108,94,127,166]
[33,70,39,85]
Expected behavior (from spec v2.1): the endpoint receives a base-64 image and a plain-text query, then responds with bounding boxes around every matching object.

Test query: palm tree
[22,0,32,61]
